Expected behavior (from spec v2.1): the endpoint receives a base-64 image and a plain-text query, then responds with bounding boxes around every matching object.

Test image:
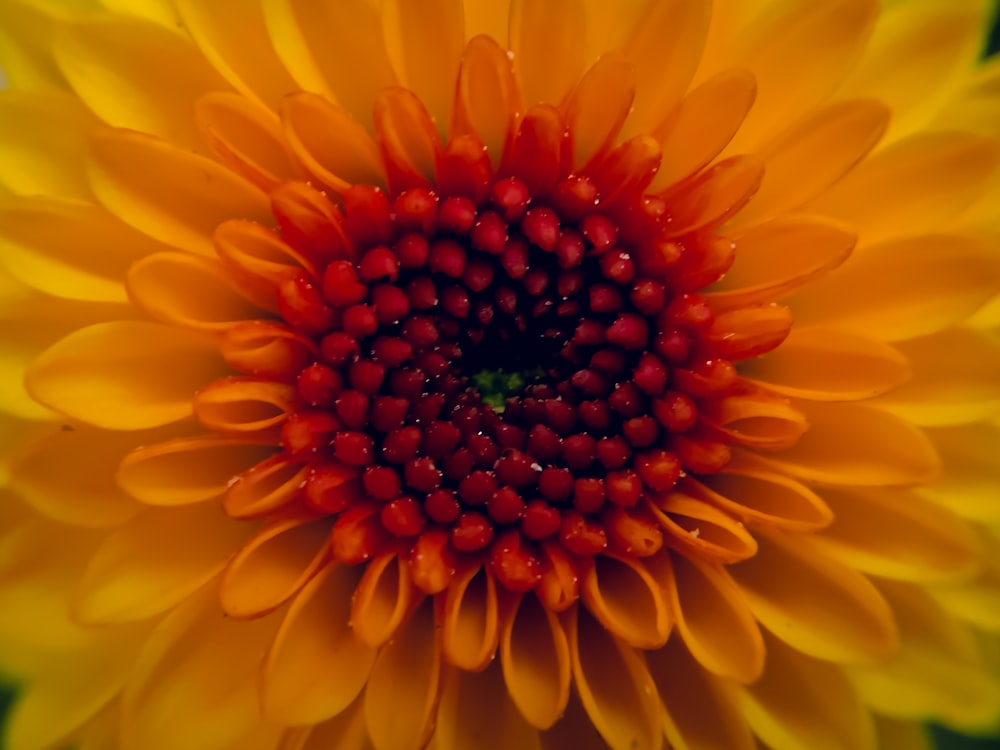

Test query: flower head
[2,1,1000,749]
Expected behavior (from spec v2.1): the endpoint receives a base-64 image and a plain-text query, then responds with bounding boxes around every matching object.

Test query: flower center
[214,125,783,601]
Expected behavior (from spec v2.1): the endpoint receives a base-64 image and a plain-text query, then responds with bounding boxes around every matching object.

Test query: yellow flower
[2,0,1000,749]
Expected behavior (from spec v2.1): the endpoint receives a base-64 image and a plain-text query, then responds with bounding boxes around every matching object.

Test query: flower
[2,0,1000,748]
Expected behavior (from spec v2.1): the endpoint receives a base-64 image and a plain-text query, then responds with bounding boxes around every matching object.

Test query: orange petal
[814,485,982,583]
[499,593,571,730]
[693,461,834,532]
[705,215,855,309]
[648,636,756,750]
[194,92,298,192]
[54,17,228,150]
[382,0,464,138]
[261,562,376,725]
[223,454,311,518]
[509,0,586,108]
[175,0,298,109]
[434,663,543,750]
[537,690,613,750]
[504,105,568,196]
[121,585,281,750]
[566,607,663,750]
[789,234,1000,341]
[670,553,764,683]
[374,87,442,194]
[664,155,764,236]
[26,321,222,430]
[0,90,96,200]
[127,252,260,331]
[280,92,387,194]
[740,327,910,401]
[738,633,877,750]
[804,132,1000,246]
[876,329,1000,426]
[647,491,758,564]
[73,502,250,624]
[701,391,808,450]
[730,530,898,663]
[220,321,318,381]
[564,52,635,171]
[194,377,298,434]
[117,435,275,506]
[220,513,332,618]
[88,129,270,257]
[579,553,671,649]
[439,562,501,671]
[10,424,145,528]
[618,0,712,138]
[350,553,414,648]
[363,599,442,750]
[736,99,890,226]
[451,34,519,165]
[749,402,940,487]
[652,68,756,191]
[277,694,372,750]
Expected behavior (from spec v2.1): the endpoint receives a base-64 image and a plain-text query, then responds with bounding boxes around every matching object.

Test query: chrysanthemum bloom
[2,0,1000,748]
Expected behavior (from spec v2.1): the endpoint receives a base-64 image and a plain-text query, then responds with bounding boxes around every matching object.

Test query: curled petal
[374,87,441,194]
[647,492,758,564]
[701,391,808,450]
[451,34,518,165]
[351,553,414,648]
[705,303,792,361]
[503,105,568,196]
[194,377,298,434]
[223,454,310,518]
[439,562,501,671]
[220,512,332,618]
[565,52,635,171]
[579,553,672,649]
[663,155,763,236]
[220,321,318,381]
[500,593,571,730]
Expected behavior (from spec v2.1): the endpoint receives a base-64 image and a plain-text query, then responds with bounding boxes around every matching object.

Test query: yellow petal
[499,593,571,730]
[10,424,147,528]
[565,52,635,171]
[838,0,993,139]
[566,607,663,750]
[433,664,543,750]
[670,553,764,683]
[848,580,1000,731]
[220,513,332,619]
[26,321,222,430]
[696,461,834,532]
[263,0,396,131]
[351,553,414,648]
[876,329,1000,426]
[648,636,756,750]
[788,234,1000,341]
[175,0,298,110]
[100,0,179,27]
[127,252,261,331]
[74,502,251,624]
[873,716,932,750]
[804,132,1000,246]
[382,0,464,139]
[262,562,376,725]
[0,196,170,304]
[117,435,275,506]
[121,584,282,750]
[739,633,877,750]
[195,92,299,193]
[750,402,940,487]
[4,625,147,750]
[814,485,982,583]
[0,91,96,199]
[653,68,756,190]
[439,562,500,671]
[928,545,1000,633]
[280,92,387,194]
[509,0,585,108]
[464,0,510,42]
[363,599,442,750]
[730,530,898,664]
[740,327,910,401]
[88,128,271,257]
[0,0,76,91]
[921,423,1000,523]
[54,17,229,150]
[735,99,890,226]
[725,0,879,153]
[579,553,672,649]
